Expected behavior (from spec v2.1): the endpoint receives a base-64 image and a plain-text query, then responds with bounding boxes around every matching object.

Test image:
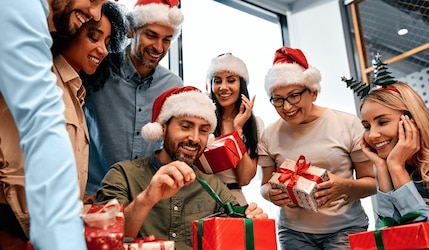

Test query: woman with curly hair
[360,81,429,224]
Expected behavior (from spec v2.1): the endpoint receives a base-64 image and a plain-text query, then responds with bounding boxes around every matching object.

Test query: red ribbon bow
[276,155,324,206]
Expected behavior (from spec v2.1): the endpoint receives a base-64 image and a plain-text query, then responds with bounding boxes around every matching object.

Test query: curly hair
[360,82,429,187]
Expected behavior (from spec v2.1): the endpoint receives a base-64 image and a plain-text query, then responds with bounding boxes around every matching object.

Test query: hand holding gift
[268,155,330,212]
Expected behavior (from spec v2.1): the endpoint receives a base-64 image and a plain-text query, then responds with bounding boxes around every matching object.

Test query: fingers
[245,202,268,219]
[240,94,255,113]
[154,161,196,188]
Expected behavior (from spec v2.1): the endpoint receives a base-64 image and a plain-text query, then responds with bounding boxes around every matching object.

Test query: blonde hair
[361,82,429,186]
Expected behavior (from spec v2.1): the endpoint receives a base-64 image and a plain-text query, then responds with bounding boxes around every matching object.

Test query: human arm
[234,95,257,186]
[315,160,376,208]
[123,161,196,237]
[0,1,86,249]
[244,202,268,219]
[260,165,291,207]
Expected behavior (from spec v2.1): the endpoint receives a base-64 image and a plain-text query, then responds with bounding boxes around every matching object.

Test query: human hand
[314,172,347,208]
[268,185,292,207]
[244,202,268,219]
[145,161,196,205]
[234,95,255,133]
[386,115,420,170]
[360,136,386,168]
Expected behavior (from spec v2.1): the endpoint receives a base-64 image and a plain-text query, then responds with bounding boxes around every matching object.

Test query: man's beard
[51,0,79,42]
[164,134,201,166]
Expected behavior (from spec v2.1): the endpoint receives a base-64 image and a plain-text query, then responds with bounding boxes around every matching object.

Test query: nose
[97,44,109,58]
[282,101,292,110]
[188,128,201,144]
[89,5,103,22]
[367,127,381,141]
[152,39,164,53]
[219,80,227,91]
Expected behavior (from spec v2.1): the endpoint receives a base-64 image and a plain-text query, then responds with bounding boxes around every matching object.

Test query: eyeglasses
[270,88,309,108]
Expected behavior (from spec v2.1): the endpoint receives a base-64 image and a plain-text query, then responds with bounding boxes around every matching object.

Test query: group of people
[2,0,429,250]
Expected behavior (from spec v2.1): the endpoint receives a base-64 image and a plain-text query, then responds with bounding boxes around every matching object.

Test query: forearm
[387,164,412,191]
[235,154,257,186]
[124,190,155,237]
[375,166,394,193]
[343,176,376,201]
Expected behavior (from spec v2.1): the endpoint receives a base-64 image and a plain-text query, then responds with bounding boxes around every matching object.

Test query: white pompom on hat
[131,0,184,40]
[264,46,321,97]
[142,86,217,141]
[206,53,249,85]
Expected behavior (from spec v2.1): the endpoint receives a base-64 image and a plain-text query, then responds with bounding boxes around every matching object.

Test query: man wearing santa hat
[95,86,268,249]
[259,46,376,249]
[82,0,185,200]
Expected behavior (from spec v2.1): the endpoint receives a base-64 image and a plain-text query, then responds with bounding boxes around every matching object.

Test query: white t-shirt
[258,108,369,234]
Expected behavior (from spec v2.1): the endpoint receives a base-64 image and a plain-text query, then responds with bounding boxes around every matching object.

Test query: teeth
[149,52,161,58]
[375,140,390,148]
[76,12,86,24]
[220,94,231,97]
[286,110,298,116]
[89,56,100,64]
[183,146,196,151]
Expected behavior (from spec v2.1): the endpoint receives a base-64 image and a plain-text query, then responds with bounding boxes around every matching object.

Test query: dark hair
[79,1,130,95]
[210,77,259,158]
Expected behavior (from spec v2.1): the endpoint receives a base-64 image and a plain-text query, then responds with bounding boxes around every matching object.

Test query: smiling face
[131,23,174,71]
[162,116,211,166]
[360,100,403,159]
[49,0,107,38]
[270,84,315,125]
[61,15,111,74]
[211,71,241,109]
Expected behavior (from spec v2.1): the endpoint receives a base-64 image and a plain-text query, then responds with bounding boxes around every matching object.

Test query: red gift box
[192,217,277,250]
[196,131,246,174]
[83,200,124,250]
[349,222,429,250]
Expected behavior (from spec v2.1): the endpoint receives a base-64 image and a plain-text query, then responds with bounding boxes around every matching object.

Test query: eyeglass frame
[269,88,310,108]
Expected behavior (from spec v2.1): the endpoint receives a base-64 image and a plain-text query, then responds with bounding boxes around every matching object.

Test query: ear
[311,90,318,101]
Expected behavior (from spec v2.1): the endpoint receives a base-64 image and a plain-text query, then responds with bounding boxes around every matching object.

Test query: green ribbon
[197,218,255,250]
[196,178,255,249]
[374,212,425,250]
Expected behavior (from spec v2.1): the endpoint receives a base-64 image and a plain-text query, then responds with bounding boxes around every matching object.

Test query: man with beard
[81,0,185,200]
[95,86,268,250]
[0,0,106,249]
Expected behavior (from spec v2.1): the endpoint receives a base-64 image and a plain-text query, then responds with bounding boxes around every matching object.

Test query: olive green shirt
[95,153,237,250]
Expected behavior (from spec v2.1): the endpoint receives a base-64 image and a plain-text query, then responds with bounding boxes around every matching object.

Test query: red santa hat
[142,86,217,141]
[264,46,321,96]
[130,0,184,40]
[206,53,249,85]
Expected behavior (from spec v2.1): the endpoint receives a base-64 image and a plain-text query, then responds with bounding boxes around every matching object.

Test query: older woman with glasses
[259,46,376,250]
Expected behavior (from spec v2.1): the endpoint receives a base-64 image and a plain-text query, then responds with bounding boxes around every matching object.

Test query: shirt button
[173,206,179,211]
[172,232,177,238]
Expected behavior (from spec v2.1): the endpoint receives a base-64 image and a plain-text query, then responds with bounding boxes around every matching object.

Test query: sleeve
[377,181,429,223]
[0,1,86,249]
[95,164,133,206]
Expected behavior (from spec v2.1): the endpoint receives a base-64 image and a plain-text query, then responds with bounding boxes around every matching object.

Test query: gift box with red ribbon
[124,235,175,250]
[196,131,247,174]
[268,155,329,212]
[192,217,277,250]
[83,199,125,250]
[349,221,429,249]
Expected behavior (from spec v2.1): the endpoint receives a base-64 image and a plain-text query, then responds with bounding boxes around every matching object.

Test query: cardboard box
[196,131,246,174]
[83,200,124,250]
[349,222,429,250]
[192,217,277,250]
[268,155,329,212]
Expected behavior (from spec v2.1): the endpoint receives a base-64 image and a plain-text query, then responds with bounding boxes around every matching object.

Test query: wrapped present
[196,131,246,174]
[268,155,329,212]
[349,214,429,250]
[124,235,175,250]
[192,217,277,250]
[83,199,124,250]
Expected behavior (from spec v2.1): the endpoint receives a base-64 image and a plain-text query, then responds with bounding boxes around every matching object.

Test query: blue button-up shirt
[0,0,86,249]
[84,50,183,194]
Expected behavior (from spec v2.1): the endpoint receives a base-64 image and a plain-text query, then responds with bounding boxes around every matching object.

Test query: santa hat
[142,86,217,141]
[130,0,184,40]
[264,46,321,96]
[206,53,249,84]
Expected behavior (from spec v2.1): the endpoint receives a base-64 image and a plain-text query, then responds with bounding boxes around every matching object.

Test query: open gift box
[192,217,277,250]
[83,199,124,250]
[124,235,175,250]
[268,155,329,212]
[196,131,246,174]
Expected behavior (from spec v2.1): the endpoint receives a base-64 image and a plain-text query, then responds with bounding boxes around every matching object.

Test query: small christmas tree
[341,76,370,99]
[372,53,396,88]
